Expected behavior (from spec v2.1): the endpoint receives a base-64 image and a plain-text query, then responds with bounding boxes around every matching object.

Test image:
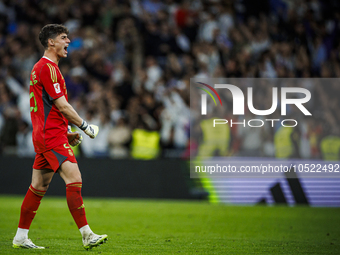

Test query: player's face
[54,33,70,58]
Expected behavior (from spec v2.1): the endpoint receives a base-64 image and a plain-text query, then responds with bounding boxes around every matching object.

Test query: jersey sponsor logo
[47,63,57,83]
[54,83,61,93]
[64,143,70,149]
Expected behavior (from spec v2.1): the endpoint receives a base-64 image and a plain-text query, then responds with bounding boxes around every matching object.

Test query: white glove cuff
[79,120,88,131]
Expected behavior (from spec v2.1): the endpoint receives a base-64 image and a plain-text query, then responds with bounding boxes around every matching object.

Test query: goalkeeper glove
[79,120,99,139]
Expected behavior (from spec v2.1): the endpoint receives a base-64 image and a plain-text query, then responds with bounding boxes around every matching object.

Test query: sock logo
[77,204,85,210]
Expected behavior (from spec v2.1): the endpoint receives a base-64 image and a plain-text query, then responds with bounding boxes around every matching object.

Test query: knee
[59,161,83,184]
[69,173,82,184]
[31,181,50,191]
[74,171,82,183]
[74,176,82,183]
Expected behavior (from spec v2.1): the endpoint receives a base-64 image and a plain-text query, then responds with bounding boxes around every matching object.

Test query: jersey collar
[42,56,54,63]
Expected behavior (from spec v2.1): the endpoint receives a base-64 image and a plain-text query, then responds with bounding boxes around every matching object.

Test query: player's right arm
[54,96,99,139]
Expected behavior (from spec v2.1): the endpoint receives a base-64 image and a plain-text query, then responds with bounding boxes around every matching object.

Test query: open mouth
[64,45,68,54]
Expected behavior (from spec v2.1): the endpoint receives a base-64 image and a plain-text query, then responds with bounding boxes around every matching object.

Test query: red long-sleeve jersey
[29,56,68,153]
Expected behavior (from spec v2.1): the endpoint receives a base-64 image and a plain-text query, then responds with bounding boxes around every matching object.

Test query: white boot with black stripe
[13,238,45,249]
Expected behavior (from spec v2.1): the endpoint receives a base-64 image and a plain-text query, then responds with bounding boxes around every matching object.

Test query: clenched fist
[67,132,83,147]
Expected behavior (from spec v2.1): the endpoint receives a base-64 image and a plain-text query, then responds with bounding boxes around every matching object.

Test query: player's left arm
[54,95,83,126]
[54,96,84,146]
[54,96,99,139]
[39,63,98,139]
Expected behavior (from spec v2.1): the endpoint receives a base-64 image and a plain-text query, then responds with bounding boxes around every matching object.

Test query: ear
[48,38,55,47]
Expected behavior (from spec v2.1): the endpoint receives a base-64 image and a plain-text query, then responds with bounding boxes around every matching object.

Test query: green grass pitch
[0,195,339,254]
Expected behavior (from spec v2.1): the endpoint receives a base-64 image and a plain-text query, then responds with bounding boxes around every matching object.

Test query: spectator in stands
[108,117,131,158]
[0,0,339,159]
[16,120,35,157]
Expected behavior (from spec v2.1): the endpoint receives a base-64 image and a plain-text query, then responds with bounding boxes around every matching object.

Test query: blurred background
[0,0,340,206]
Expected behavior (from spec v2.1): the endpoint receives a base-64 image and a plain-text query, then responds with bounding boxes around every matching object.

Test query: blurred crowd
[0,0,340,160]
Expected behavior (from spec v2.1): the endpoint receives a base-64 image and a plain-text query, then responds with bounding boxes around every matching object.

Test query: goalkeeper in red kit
[12,24,107,250]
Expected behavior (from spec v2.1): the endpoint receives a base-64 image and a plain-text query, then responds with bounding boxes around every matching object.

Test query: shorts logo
[64,143,70,149]
[54,83,61,94]
[68,149,73,156]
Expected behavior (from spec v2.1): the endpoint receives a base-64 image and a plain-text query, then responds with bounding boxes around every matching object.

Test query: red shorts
[33,143,77,172]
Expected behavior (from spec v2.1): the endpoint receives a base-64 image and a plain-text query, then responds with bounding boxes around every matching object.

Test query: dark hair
[39,24,69,49]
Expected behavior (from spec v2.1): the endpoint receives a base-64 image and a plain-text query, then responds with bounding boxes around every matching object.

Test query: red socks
[18,183,87,230]
[66,182,88,229]
[18,185,46,229]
